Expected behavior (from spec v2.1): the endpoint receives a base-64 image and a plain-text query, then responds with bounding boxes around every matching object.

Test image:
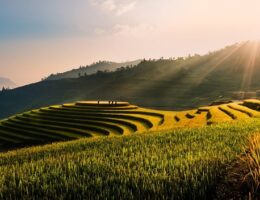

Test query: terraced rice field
[0,100,259,150]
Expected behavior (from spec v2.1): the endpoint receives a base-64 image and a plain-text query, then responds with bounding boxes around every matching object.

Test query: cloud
[94,23,155,37]
[90,0,137,16]
[100,0,116,12]
[115,1,136,16]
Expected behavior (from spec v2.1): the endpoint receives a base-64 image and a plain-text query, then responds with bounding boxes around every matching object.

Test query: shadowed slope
[1,42,260,118]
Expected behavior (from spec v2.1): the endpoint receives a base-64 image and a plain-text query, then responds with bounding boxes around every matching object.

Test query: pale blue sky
[1,0,260,85]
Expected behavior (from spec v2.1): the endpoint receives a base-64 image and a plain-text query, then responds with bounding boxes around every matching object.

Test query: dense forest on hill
[0,42,260,119]
[45,60,141,80]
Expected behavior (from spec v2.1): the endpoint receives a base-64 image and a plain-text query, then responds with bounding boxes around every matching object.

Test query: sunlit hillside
[0,116,259,199]
[1,42,260,119]
[2,0,260,199]
[0,99,259,151]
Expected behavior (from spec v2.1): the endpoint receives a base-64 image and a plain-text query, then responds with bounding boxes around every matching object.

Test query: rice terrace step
[76,101,130,106]
[0,99,259,151]
[2,3,260,198]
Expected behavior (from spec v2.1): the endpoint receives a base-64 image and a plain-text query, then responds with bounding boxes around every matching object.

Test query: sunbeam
[240,41,259,94]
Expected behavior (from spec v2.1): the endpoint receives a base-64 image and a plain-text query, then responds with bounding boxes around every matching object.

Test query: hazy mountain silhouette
[45,60,141,80]
[1,41,260,119]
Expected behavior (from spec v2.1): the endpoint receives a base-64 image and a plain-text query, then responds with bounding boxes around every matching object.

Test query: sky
[1,0,260,86]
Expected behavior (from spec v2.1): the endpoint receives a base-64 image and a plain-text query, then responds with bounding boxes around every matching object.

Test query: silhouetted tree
[1,87,10,92]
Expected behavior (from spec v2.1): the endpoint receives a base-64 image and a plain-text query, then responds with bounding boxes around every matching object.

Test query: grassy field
[0,119,259,199]
[241,134,260,197]
[0,99,259,151]
[0,100,258,198]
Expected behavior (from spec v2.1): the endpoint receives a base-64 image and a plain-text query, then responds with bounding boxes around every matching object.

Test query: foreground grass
[0,119,259,199]
[241,134,260,197]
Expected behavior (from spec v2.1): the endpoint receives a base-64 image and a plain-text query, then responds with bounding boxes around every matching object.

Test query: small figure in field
[108,101,111,105]
[98,100,100,104]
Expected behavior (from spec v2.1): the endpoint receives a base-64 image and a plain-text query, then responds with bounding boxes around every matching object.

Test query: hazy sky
[1,0,260,86]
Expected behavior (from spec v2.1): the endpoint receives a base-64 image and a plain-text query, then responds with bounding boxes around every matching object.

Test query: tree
[1,87,10,92]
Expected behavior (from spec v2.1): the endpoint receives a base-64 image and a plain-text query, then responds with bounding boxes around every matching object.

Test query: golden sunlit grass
[0,99,259,152]
[0,100,259,198]
[228,103,260,118]
[241,133,260,197]
[173,109,208,127]
[0,119,259,199]
[199,106,233,124]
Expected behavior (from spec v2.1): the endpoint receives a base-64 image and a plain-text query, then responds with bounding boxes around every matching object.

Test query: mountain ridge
[0,41,260,119]
[45,60,141,80]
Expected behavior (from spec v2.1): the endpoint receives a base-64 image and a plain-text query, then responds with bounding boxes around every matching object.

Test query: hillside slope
[1,41,260,118]
[0,99,259,151]
[45,60,141,80]
[0,119,259,199]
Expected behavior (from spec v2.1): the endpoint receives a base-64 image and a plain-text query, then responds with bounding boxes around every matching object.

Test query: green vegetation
[1,42,260,119]
[0,101,168,150]
[0,98,258,199]
[0,99,259,151]
[0,119,259,199]
[240,134,260,197]
[44,60,141,80]
[0,42,259,199]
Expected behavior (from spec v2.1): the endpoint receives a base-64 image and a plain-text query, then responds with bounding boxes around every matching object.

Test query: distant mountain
[45,60,141,80]
[1,41,260,119]
[0,77,16,89]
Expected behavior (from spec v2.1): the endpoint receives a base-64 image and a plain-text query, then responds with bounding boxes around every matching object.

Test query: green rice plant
[241,133,260,197]
[63,103,138,110]
[1,120,70,140]
[0,119,259,199]
[7,117,94,137]
[32,110,139,132]
[38,108,150,132]
[59,105,166,125]
[16,114,123,136]
[55,105,164,117]
[26,112,133,135]
[75,101,130,107]
[0,101,259,152]
[43,108,155,129]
